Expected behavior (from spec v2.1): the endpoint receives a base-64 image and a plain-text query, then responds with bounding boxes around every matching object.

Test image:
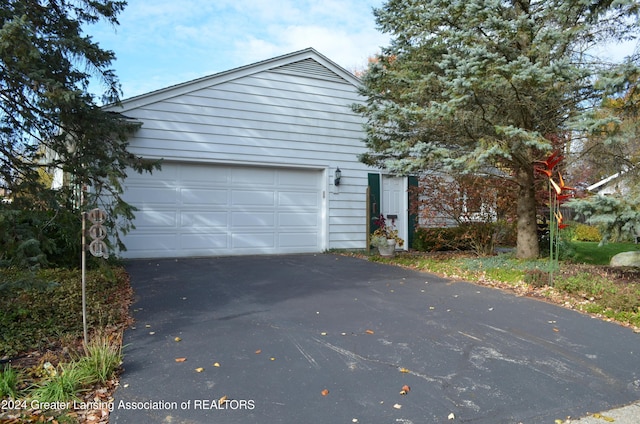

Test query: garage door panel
[180,164,229,184]
[180,211,228,227]
[232,190,275,206]
[231,168,276,185]
[278,212,318,227]
[124,233,178,253]
[134,210,178,228]
[278,191,319,206]
[181,188,228,205]
[128,186,178,204]
[279,232,319,248]
[121,163,324,258]
[232,211,276,227]
[232,232,275,248]
[180,233,228,249]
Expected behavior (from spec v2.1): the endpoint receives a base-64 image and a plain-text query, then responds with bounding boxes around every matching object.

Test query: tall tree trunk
[515,163,539,259]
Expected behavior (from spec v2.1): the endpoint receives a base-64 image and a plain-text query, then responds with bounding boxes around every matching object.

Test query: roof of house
[108,48,361,113]
[586,171,625,192]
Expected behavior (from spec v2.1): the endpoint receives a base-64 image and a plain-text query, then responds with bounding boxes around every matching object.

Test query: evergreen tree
[0,0,158,256]
[355,0,640,258]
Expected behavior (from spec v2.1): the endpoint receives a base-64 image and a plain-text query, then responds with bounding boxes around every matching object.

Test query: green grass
[570,241,640,265]
[0,365,19,399]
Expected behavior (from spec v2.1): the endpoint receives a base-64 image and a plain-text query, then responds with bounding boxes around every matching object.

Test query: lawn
[570,241,640,265]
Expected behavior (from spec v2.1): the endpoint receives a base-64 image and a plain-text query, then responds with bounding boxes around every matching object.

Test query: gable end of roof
[271,58,349,83]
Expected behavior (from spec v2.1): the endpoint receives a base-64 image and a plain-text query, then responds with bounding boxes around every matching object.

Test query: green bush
[0,206,82,269]
[573,223,602,242]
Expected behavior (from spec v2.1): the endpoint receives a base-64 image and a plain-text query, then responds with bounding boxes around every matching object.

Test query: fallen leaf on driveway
[175,357,186,362]
[593,413,615,422]
[255,349,262,354]
[213,362,220,367]
[365,329,375,335]
[174,337,182,342]
[399,367,410,373]
[448,412,455,420]
[400,385,410,395]
[321,389,329,396]
[219,395,228,404]
[195,367,204,372]
[393,403,402,409]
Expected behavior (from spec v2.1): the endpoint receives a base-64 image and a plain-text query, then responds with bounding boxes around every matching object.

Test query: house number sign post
[81,185,109,346]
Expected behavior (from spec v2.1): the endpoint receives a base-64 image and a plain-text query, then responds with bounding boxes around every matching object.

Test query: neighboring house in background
[106,48,413,259]
[586,171,631,196]
[586,169,640,242]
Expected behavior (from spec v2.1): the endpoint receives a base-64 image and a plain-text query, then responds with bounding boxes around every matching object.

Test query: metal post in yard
[81,186,88,347]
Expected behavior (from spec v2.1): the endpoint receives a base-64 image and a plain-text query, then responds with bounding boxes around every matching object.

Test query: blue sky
[89,0,389,100]
[87,0,637,102]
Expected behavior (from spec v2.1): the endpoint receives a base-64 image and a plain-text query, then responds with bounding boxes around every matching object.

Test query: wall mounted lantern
[334,167,342,186]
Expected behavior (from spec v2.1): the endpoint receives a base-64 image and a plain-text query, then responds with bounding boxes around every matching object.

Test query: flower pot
[377,239,397,257]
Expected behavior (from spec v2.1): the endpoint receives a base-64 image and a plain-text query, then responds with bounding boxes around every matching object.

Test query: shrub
[413,222,510,256]
[0,206,82,269]
[458,222,497,256]
[573,224,602,242]
[412,226,471,252]
[524,269,550,288]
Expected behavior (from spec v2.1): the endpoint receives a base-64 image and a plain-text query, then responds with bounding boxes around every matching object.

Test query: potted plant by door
[371,215,404,256]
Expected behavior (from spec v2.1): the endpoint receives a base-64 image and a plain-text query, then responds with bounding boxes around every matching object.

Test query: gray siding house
[107,48,411,258]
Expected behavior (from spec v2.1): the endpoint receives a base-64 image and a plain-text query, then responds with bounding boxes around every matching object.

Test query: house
[107,48,413,258]
[586,170,632,196]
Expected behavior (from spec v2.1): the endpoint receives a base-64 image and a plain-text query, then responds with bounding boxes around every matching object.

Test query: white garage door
[120,163,325,258]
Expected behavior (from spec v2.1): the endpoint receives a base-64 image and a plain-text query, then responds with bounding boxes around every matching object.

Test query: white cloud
[88,0,388,98]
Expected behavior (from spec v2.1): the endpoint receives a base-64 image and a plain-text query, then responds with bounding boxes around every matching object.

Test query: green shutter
[368,173,381,234]
[408,176,419,249]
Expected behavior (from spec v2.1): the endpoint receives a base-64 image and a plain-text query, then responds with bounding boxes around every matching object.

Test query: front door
[381,175,408,250]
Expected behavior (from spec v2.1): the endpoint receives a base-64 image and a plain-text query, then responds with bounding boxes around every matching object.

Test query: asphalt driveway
[110,254,640,424]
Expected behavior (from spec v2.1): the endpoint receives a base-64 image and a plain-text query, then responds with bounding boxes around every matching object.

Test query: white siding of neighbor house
[108,50,371,251]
